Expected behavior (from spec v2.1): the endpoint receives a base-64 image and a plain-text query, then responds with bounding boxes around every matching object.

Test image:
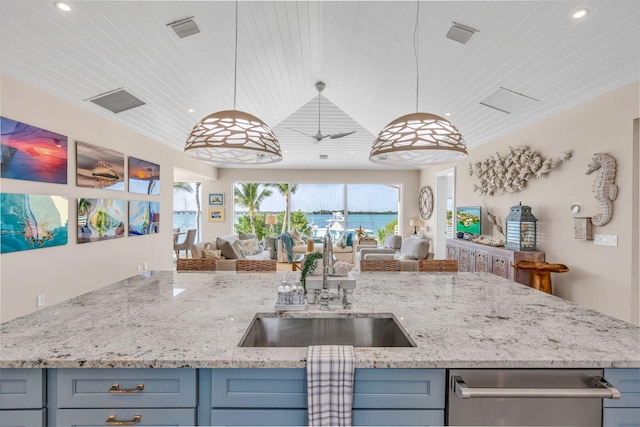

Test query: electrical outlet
[137,264,142,273]
[594,234,618,246]
[143,262,148,271]
[37,294,45,307]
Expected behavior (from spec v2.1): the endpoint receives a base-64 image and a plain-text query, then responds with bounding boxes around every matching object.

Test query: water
[173,212,397,236]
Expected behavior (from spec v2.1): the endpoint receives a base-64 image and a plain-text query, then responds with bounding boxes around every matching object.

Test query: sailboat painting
[77,198,126,243]
[128,156,160,195]
[129,201,160,236]
[1,117,68,184]
[0,193,68,254]
[76,141,125,191]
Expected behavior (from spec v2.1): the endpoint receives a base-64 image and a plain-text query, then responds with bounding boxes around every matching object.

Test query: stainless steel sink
[239,315,415,347]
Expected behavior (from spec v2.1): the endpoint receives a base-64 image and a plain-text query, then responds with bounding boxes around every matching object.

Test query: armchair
[357,235,432,272]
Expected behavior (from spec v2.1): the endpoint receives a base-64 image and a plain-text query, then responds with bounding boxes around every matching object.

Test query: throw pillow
[394,251,411,260]
[216,237,240,260]
[289,228,304,246]
[238,237,261,256]
[383,234,402,249]
[202,243,221,260]
[333,261,354,277]
[345,231,354,247]
[239,232,257,240]
[336,234,347,248]
[400,237,429,260]
[232,240,247,259]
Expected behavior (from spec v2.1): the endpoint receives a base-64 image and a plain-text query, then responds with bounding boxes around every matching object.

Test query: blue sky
[174,183,399,212]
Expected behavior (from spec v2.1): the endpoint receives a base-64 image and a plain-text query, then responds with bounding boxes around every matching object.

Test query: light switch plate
[594,234,617,246]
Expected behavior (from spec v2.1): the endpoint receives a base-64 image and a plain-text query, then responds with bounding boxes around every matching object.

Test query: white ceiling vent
[167,17,200,39]
[479,87,539,114]
[87,88,145,114]
[319,154,329,160]
[446,22,478,45]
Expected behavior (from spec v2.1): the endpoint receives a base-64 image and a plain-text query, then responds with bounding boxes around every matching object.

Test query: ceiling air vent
[446,22,478,45]
[319,154,329,160]
[167,17,200,39]
[479,87,539,114]
[87,88,145,114]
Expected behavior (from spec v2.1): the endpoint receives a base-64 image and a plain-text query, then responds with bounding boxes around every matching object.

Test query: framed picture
[209,193,224,206]
[77,198,126,243]
[128,156,160,195]
[208,208,224,222]
[128,200,160,236]
[76,140,124,191]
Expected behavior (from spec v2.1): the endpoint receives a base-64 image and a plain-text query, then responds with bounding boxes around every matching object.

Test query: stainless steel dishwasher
[448,369,621,426]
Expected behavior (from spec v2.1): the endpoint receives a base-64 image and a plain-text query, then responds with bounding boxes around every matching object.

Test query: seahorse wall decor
[586,153,617,226]
[468,146,572,196]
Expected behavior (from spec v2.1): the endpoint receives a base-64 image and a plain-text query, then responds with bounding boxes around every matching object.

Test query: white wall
[0,74,216,322]
[421,82,640,325]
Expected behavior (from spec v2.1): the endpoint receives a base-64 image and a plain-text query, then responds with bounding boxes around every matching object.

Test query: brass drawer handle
[108,383,144,393]
[105,414,141,425]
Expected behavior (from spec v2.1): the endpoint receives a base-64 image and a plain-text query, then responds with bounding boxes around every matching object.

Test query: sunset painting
[1,193,68,254]
[76,141,125,191]
[129,201,160,236]
[1,117,68,184]
[128,156,160,195]
[77,198,126,243]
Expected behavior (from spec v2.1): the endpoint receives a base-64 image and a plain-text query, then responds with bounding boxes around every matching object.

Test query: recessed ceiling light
[572,8,589,19]
[188,108,194,113]
[54,1,71,12]
[350,151,354,154]
[444,112,452,116]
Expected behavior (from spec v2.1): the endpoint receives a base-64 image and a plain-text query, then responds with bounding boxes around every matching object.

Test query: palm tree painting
[266,183,298,233]
[234,183,272,234]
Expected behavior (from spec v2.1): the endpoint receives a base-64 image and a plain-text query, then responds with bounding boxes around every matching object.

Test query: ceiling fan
[287,81,356,144]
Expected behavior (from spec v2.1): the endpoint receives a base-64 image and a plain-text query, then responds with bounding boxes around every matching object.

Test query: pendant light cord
[414,0,420,113]
[233,1,238,110]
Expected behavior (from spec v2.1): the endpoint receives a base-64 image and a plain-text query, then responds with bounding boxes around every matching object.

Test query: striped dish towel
[307,345,355,426]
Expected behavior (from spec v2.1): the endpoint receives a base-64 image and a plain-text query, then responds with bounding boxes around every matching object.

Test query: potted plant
[300,252,323,293]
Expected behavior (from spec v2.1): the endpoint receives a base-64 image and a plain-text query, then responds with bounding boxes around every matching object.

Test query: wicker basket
[360,259,401,272]
[177,258,217,271]
[418,259,459,272]
[235,259,277,272]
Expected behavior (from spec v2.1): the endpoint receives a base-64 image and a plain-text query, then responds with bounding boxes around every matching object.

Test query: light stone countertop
[0,270,638,369]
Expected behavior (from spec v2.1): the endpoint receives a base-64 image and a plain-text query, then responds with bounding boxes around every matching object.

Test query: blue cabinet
[603,369,640,427]
[202,368,445,426]
[48,368,197,426]
[0,369,46,427]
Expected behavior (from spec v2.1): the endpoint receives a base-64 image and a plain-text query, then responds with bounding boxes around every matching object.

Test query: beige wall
[0,74,216,322]
[421,82,640,325]
[198,168,420,243]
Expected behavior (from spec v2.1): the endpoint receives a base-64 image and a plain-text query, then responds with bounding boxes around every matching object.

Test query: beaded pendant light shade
[370,2,468,167]
[184,3,282,164]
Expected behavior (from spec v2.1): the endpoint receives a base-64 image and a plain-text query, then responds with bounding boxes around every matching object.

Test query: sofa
[356,234,433,271]
[276,230,356,264]
[191,233,270,271]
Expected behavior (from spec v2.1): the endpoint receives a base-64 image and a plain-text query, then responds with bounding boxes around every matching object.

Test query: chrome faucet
[319,229,334,310]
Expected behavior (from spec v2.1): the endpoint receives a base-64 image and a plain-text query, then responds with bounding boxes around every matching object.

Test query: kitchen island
[1,271,638,426]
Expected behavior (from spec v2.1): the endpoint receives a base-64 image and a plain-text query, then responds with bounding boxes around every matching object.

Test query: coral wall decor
[468,146,572,196]
[585,153,617,226]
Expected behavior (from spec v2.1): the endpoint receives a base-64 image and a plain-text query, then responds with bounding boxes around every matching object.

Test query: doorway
[434,168,455,259]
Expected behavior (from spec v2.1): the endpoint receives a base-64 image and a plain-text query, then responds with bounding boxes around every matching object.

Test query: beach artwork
[1,117,68,184]
[1,193,68,254]
[128,156,160,195]
[76,141,125,191]
[77,198,126,243]
[129,201,160,236]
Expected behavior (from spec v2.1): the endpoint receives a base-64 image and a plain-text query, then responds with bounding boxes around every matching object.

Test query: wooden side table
[513,261,569,294]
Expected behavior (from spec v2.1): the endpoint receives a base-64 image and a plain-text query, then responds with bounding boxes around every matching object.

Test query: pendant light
[184,2,282,164]
[370,1,467,167]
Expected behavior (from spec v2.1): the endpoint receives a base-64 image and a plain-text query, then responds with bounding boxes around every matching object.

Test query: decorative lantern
[505,203,538,251]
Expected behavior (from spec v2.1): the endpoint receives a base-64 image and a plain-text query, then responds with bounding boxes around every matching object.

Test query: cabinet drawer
[211,409,307,426]
[603,369,640,408]
[54,408,195,426]
[353,369,445,409]
[353,409,444,426]
[53,368,196,408]
[603,408,640,427]
[211,368,307,408]
[0,409,46,427]
[0,368,45,409]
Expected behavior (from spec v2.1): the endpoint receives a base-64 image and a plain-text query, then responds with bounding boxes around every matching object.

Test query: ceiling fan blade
[286,127,314,138]
[329,131,356,139]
